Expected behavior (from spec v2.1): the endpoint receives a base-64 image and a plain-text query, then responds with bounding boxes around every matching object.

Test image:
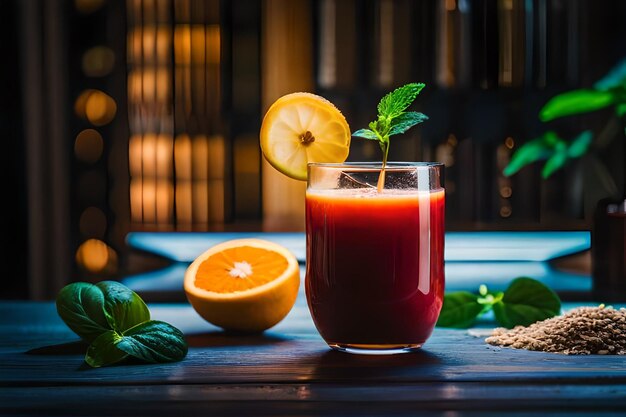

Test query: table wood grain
[2,291,626,416]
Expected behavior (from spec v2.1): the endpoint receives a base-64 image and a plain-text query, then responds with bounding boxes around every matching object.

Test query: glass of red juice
[305,162,445,354]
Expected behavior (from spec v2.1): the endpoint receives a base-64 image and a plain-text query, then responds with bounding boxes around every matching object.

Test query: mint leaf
[85,330,128,368]
[351,82,428,191]
[352,128,379,140]
[492,277,561,328]
[96,281,150,333]
[56,282,111,342]
[388,112,428,136]
[377,83,425,118]
[436,292,485,328]
[117,320,188,363]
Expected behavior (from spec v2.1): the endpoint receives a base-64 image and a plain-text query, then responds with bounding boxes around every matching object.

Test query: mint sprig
[437,277,562,329]
[352,83,428,191]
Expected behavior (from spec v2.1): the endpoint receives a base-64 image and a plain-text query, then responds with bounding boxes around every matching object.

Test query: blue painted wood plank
[126,231,591,263]
[121,261,592,295]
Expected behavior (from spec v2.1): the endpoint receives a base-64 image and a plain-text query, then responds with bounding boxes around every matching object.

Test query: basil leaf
[96,281,150,333]
[436,292,485,328]
[352,128,379,140]
[85,330,128,368]
[377,83,425,118]
[492,277,561,328]
[539,89,615,122]
[56,282,111,342]
[117,320,188,363]
[388,112,428,136]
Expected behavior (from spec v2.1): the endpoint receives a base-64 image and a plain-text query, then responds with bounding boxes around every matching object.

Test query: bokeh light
[74,89,117,125]
[75,238,117,273]
[85,90,117,126]
[74,89,95,119]
[74,129,104,163]
[82,46,115,77]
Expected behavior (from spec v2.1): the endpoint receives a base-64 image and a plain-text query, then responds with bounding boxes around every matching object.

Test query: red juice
[305,188,445,349]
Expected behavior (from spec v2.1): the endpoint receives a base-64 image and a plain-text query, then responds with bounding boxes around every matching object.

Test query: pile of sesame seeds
[485,305,626,355]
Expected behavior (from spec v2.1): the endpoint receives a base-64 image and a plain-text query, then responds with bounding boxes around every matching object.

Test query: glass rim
[308,161,444,170]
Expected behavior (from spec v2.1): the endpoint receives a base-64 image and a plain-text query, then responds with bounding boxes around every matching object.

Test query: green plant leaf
[85,330,128,368]
[96,281,150,333]
[388,112,429,136]
[477,291,504,306]
[616,103,626,117]
[567,130,593,158]
[352,128,379,140]
[56,282,111,342]
[436,292,485,329]
[117,320,188,364]
[541,149,568,178]
[503,136,553,177]
[377,83,425,118]
[492,277,561,328]
[594,58,626,91]
[540,89,616,122]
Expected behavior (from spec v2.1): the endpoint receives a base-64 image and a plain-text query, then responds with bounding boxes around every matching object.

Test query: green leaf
[594,58,626,91]
[503,136,553,177]
[540,89,615,122]
[96,281,150,333]
[377,83,425,118]
[616,103,626,117]
[352,128,379,140]
[541,149,568,178]
[477,291,504,306]
[85,330,128,368]
[388,112,429,136]
[117,320,188,364]
[567,130,593,158]
[492,277,561,329]
[56,282,111,342]
[436,292,486,329]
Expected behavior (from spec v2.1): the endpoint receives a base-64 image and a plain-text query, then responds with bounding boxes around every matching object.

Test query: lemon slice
[184,238,300,332]
[260,92,351,181]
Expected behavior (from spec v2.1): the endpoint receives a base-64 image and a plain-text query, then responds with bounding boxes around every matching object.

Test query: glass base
[328,343,422,355]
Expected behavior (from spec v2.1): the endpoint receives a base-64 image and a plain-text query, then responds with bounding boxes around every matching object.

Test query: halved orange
[260,92,351,181]
[184,238,300,332]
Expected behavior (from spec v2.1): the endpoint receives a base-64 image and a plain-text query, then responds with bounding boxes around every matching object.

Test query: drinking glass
[305,162,445,354]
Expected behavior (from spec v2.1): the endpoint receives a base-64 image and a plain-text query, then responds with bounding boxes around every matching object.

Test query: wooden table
[3,231,625,416]
[2,292,626,416]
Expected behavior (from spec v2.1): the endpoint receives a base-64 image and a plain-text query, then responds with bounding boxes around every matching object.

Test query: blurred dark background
[1,0,624,300]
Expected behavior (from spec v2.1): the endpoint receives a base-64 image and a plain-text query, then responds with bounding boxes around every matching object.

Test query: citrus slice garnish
[184,238,300,332]
[260,92,351,181]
